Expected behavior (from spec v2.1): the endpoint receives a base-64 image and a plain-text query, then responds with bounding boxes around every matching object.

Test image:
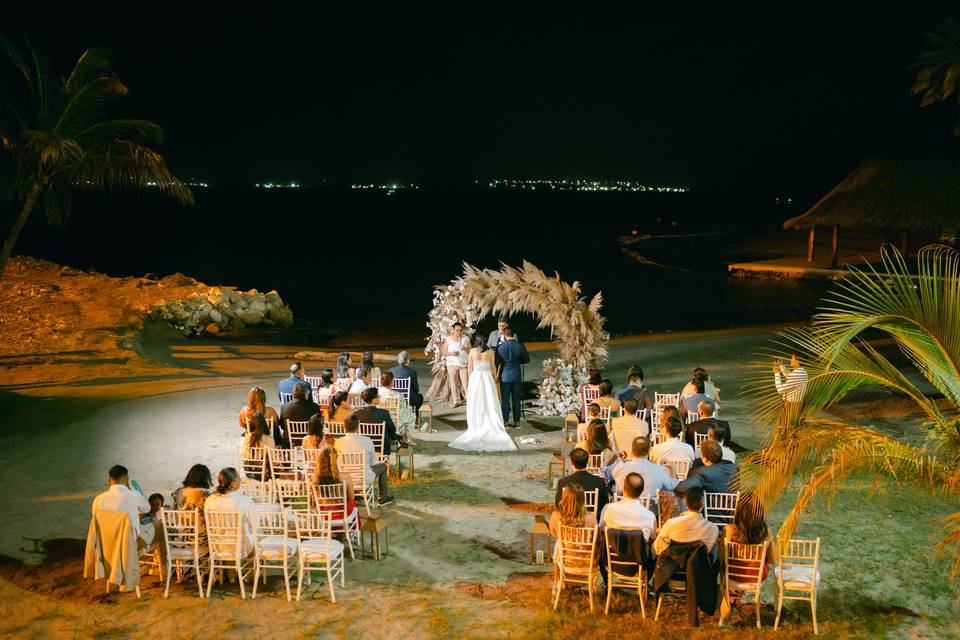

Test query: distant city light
[485,179,688,193]
[350,183,420,194]
[255,182,301,189]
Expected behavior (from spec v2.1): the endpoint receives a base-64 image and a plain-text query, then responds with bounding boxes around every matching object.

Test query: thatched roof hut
[784,158,960,266]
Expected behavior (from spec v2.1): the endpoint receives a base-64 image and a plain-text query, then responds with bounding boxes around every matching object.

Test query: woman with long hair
[172,464,213,510]
[334,352,354,391]
[548,483,597,575]
[316,368,336,401]
[680,366,721,408]
[722,499,778,605]
[585,419,616,466]
[238,387,280,435]
[359,351,381,384]
[311,447,356,520]
[467,334,495,379]
[203,467,256,553]
[242,412,275,450]
[302,414,332,449]
[595,379,621,414]
[328,391,354,423]
[348,366,372,394]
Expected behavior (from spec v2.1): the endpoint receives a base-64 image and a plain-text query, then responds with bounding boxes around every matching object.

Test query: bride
[449,336,518,452]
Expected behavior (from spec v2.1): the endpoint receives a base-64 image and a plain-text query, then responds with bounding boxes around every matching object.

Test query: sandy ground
[2,319,960,638]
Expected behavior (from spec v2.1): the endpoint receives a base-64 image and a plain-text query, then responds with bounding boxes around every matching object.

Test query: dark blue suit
[496,339,529,423]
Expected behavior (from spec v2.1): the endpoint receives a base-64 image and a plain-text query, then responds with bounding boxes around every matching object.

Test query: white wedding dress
[449,361,518,452]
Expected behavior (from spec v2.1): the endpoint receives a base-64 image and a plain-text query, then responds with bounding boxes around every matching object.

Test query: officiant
[487,318,519,348]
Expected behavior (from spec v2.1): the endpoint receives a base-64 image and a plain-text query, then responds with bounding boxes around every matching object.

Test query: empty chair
[238,446,269,481]
[337,451,377,516]
[294,511,345,603]
[704,492,739,526]
[583,488,600,517]
[267,448,298,480]
[775,538,822,634]
[274,479,310,517]
[159,508,208,598]
[586,453,604,477]
[251,510,298,601]
[286,420,310,448]
[654,392,679,408]
[721,539,770,628]
[553,525,599,612]
[205,511,253,599]
[603,528,649,616]
[309,483,360,559]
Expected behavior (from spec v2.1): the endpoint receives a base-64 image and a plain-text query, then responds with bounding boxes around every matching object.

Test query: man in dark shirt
[352,387,404,455]
[279,382,320,447]
[615,365,653,415]
[388,351,423,418]
[675,441,738,496]
[683,399,732,448]
[555,447,610,515]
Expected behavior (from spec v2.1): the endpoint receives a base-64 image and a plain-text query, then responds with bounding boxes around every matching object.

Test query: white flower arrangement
[535,357,588,416]
[425,278,480,363]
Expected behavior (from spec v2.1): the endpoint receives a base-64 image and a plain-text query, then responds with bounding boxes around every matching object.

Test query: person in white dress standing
[449,336,518,452]
[441,322,470,407]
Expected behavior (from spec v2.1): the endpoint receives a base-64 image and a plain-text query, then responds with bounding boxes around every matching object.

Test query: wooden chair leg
[812,593,819,635]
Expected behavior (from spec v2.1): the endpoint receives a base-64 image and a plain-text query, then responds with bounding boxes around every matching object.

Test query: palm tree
[742,245,960,574]
[0,35,192,279]
[911,18,960,136]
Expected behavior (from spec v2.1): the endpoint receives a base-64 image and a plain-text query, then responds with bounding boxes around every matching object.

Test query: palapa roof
[784,158,960,236]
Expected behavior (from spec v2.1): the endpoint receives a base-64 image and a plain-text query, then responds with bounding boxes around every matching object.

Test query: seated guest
[279,362,314,402]
[680,378,710,419]
[612,436,678,517]
[555,447,609,515]
[238,386,281,436]
[204,467,256,554]
[550,483,598,538]
[348,366,372,394]
[353,387,406,454]
[675,441,739,496]
[328,391,354,423]
[577,403,602,442]
[595,379,621,414]
[301,414,333,450]
[584,419,617,467]
[650,416,695,464]
[615,366,653,414]
[334,415,393,506]
[144,494,164,525]
[315,369,337,403]
[359,351,381,384]
[709,423,735,463]
[377,371,401,401]
[311,447,357,520]
[92,464,154,547]
[578,369,603,420]
[279,383,321,447]
[610,398,649,452]
[334,352,355,391]
[653,487,719,556]
[389,351,423,418]
[680,366,720,405]
[722,498,777,590]
[683,399,733,448]
[599,472,657,539]
[172,464,213,510]
[242,412,276,450]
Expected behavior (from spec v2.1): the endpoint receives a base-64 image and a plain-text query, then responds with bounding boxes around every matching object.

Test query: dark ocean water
[14,187,828,347]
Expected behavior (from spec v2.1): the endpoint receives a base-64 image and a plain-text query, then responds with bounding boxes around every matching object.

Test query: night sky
[10,7,959,195]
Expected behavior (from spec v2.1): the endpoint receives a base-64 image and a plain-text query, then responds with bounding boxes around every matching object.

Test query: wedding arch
[424,261,609,415]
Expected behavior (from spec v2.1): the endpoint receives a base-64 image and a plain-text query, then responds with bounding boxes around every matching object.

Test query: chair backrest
[686,412,700,424]
[205,510,243,557]
[337,451,367,487]
[301,447,322,479]
[316,393,331,410]
[309,482,348,514]
[326,421,346,437]
[274,479,309,513]
[286,420,310,447]
[725,539,769,590]
[582,387,602,405]
[693,432,709,451]
[598,406,613,426]
[159,508,201,556]
[294,510,333,542]
[238,446,268,480]
[558,525,598,572]
[649,408,661,431]
[583,488,599,516]
[280,392,294,405]
[267,447,298,479]
[586,453,604,476]
[359,421,386,457]
[604,527,648,578]
[704,491,739,525]
[392,377,412,403]
[654,392,679,408]
[239,479,274,504]
[348,394,365,409]
[379,396,402,423]
[778,537,821,591]
[304,375,322,390]
[663,458,690,481]
[252,509,288,545]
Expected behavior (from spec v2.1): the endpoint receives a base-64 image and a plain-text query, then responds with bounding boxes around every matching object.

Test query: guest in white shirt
[774,352,808,404]
[377,371,402,401]
[441,322,470,407]
[348,366,372,394]
[613,436,679,515]
[653,488,719,556]
[204,467,257,555]
[600,472,658,540]
[609,398,649,452]
[708,423,736,463]
[334,415,394,506]
[650,416,695,464]
[91,464,153,546]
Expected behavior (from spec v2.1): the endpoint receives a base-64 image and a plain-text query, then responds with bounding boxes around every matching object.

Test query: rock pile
[150,286,293,336]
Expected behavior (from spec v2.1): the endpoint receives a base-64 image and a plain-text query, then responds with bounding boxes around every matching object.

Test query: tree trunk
[807,225,816,263]
[831,224,840,268]
[0,183,42,280]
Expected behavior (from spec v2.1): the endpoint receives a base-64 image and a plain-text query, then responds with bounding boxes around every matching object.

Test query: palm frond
[71,141,193,204]
[937,512,960,576]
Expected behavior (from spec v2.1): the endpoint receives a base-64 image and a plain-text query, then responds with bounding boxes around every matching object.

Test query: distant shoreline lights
[350,183,420,195]
[483,179,688,193]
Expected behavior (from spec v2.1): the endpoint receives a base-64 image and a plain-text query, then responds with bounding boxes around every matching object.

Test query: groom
[496,328,529,428]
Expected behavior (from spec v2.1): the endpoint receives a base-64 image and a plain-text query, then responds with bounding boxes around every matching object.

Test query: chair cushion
[299,538,344,561]
[775,566,820,590]
[169,545,208,559]
[253,502,282,513]
[257,536,298,559]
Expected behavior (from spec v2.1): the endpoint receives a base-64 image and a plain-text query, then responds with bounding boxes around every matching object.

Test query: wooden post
[831,224,840,268]
[899,229,909,255]
[807,225,816,263]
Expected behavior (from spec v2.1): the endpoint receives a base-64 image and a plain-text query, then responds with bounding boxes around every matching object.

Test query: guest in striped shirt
[774,352,808,404]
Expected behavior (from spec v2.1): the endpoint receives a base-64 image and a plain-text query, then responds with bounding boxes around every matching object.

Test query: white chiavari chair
[294,511,345,603]
[654,392,679,408]
[239,479,276,509]
[337,451,377,516]
[326,421,346,438]
[359,421,388,466]
[280,392,294,405]
[553,525,599,612]
[205,510,253,599]
[309,483,360,559]
[286,420,310,448]
[267,448,298,480]
[694,432,709,457]
[603,527,649,616]
[393,377,412,404]
[704,491,739,526]
[348,394,365,410]
[583,488,599,517]
[238,446,268,481]
[663,459,691,481]
[775,538,822,634]
[274,479,310,518]
[159,508,207,598]
[586,453,604,477]
[686,412,700,424]
[721,540,770,629]
[251,510,297,601]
